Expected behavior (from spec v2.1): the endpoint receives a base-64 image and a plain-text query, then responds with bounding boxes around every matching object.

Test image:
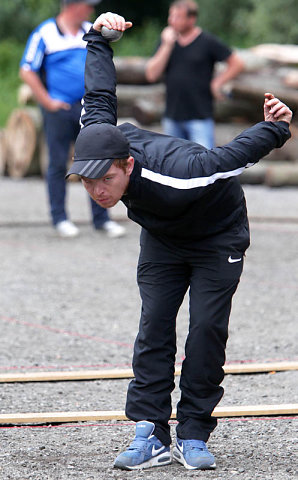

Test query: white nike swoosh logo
[228,256,242,263]
[177,442,184,453]
[152,445,165,456]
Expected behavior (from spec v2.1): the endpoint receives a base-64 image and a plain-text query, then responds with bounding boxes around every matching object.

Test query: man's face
[81,157,134,209]
[70,3,94,23]
[168,6,195,34]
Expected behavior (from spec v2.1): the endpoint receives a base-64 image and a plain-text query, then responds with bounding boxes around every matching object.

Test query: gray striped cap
[62,0,102,6]
[66,123,130,179]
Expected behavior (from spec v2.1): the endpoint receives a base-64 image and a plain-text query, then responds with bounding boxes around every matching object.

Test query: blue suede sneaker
[173,438,216,470]
[113,421,171,470]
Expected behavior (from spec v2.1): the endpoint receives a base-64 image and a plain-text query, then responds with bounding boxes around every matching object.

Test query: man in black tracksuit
[66,13,292,472]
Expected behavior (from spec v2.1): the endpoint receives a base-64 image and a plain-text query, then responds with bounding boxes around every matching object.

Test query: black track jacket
[81,28,291,242]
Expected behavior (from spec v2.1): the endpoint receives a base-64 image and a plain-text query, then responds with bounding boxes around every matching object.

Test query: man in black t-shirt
[146,0,244,149]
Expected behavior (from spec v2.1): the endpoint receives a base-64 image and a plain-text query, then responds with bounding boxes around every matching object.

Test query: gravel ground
[0,178,297,479]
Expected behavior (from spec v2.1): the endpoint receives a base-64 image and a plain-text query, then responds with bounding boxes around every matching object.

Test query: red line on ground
[0,363,133,371]
[218,416,298,423]
[224,357,298,364]
[1,316,297,371]
[0,315,133,349]
[180,355,298,365]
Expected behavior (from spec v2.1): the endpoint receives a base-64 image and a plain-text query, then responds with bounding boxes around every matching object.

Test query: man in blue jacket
[66,13,292,471]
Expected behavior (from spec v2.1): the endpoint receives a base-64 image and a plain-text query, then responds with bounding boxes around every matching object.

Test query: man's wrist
[159,41,175,56]
[43,96,54,110]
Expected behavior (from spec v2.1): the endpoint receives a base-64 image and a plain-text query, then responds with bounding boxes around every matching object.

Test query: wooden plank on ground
[223,361,298,374]
[0,361,297,383]
[0,368,134,383]
[0,404,297,425]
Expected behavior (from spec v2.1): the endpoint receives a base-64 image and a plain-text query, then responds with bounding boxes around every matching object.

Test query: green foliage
[0,0,58,127]
[197,0,298,46]
[112,20,161,57]
[0,0,59,42]
[246,0,298,45]
[0,40,23,75]
[0,41,24,126]
[99,0,169,28]
[197,0,250,46]
[0,0,297,127]
[1,0,297,48]
[101,0,298,50]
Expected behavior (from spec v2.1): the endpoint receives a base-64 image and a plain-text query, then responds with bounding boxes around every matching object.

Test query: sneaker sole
[57,232,79,238]
[106,231,125,238]
[114,452,172,470]
[173,447,216,470]
[55,228,79,238]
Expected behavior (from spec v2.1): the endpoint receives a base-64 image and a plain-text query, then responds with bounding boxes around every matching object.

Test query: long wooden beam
[0,361,297,383]
[223,361,298,374]
[0,404,297,425]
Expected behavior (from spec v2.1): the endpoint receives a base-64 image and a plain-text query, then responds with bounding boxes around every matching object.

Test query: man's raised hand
[93,12,132,33]
[264,93,292,124]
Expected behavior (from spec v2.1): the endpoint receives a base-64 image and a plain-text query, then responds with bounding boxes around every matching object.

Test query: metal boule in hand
[101,26,123,42]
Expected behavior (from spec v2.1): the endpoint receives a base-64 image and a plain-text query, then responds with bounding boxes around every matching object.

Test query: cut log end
[5,108,42,178]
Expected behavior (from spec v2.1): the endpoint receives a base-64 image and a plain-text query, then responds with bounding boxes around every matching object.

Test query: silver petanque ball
[101,26,123,42]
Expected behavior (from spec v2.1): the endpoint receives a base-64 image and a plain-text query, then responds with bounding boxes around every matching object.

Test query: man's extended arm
[186,94,292,183]
[80,13,132,128]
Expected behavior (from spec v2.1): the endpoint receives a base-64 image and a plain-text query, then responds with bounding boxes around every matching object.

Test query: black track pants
[125,225,249,446]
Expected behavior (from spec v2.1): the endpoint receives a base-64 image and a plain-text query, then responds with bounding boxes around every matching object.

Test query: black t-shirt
[165,31,231,121]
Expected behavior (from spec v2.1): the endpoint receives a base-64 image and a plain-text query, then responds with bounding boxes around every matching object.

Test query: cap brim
[65,158,114,179]
[63,0,101,4]
[85,0,102,5]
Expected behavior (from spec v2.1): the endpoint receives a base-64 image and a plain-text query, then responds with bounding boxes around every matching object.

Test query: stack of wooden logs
[1,43,298,186]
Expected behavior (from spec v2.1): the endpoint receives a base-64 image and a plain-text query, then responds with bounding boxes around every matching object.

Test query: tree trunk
[239,164,268,185]
[117,83,165,118]
[215,122,298,163]
[239,161,298,186]
[0,129,7,176]
[251,44,298,64]
[5,107,43,178]
[132,98,164,125]
[265,164,298,187]
[230,73,298,112]
[114,56,149,84]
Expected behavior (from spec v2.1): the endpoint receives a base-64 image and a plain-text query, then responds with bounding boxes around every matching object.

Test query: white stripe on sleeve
[141,163,255,190]
[25,32,41,63]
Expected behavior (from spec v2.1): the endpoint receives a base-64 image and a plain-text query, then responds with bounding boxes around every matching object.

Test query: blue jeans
[162,117,214,149]
[42,102,109,227]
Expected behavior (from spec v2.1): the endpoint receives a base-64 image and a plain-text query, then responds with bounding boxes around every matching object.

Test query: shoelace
[183,440,207,451]
[127,437,150,452]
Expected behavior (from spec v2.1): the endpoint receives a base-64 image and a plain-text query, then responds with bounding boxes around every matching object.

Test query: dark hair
[170,0,198,17]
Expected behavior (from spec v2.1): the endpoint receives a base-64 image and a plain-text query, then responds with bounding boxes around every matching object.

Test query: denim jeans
[42,102,109,227]
[162,117,214,149]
